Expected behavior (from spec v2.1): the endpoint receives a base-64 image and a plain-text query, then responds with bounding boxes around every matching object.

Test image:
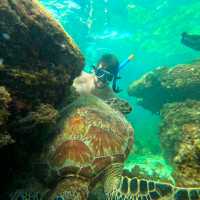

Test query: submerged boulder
[160,100,200,187]
[128,61,200,187]
[0,0,84,146]
[128,62,200,113]
[0,0,84,195]
[0,0,84,109]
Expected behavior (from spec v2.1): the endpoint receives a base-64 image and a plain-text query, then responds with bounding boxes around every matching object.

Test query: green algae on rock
[128,61,200,189]
[160,100,200,187]
[0,0,84,108]
[128,63,200,113]
[0,0,84,147]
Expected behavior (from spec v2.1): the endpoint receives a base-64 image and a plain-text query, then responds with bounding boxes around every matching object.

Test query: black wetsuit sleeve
[112,66,122,93]
[112,76,122,93]
[112,77,117,92]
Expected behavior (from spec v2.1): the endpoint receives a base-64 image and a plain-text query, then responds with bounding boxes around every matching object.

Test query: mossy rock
[160,100,200,187]
[128,63,200,113]
[0,0,84,194]
[0,0,84,146]
[0,0,84,108]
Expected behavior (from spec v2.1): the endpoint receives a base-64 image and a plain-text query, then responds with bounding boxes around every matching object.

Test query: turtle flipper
[9,190,42,200]
[106,176,200,200]
[174,188,200,200]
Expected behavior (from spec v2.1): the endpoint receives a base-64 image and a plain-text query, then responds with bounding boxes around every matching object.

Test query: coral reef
[0,0,84,195]
[128,62,200,113]
[0,0,84,108]
[160,100,200,187]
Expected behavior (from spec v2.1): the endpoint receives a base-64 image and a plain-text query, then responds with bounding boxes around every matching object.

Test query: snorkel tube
[119,54,134,70]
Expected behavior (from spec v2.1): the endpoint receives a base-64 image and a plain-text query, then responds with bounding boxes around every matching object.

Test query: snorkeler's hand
[128,54,134,61]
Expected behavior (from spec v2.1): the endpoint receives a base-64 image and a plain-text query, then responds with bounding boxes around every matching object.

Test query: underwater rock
[34,95,133,199]
[160,100,200,187]
[128,63,200,113]
[0,0,84,108]
[0,0,84,195]
[11,103,59,151]
[0,0,84,144]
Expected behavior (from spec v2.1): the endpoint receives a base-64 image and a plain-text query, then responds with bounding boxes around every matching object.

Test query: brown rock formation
[160,100,200,187]
[128,63,200,113]
[128,61,200,188]
[0,0,84,195]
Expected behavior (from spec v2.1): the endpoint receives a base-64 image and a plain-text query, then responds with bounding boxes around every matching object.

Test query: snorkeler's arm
[118,54,134,70]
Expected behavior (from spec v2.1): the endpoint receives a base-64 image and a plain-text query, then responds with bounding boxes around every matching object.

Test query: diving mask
[94,67,114,83]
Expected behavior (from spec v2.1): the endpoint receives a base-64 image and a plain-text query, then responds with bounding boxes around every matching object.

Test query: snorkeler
[181,32,200,51]
[92,53,134,93]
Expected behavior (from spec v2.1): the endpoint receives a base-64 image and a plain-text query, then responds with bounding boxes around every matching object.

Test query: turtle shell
[39,95,133,184]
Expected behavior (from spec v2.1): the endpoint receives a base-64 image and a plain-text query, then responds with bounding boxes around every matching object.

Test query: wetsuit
[112,57,132,92]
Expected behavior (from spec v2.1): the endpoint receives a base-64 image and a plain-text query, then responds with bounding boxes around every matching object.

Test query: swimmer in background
[92,53,134,93]
[72,53,134,95]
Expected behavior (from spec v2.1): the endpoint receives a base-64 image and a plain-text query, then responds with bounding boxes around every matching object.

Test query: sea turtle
[37,95,133,200]
[10,95,200,200]
[91,85,132,115]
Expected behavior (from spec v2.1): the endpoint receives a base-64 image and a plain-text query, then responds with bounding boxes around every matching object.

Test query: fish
[181,32,200,51]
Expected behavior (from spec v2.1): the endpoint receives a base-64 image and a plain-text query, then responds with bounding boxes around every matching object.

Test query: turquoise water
[40,0,200,181]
